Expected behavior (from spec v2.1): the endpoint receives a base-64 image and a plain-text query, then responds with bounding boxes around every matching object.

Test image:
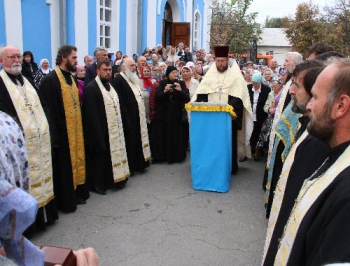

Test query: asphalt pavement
[30,155,268,266]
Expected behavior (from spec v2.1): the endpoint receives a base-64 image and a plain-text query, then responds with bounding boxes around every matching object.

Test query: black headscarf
[165,66,177,79]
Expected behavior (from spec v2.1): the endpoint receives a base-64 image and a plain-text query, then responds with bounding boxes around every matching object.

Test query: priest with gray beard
[111,57,151,175]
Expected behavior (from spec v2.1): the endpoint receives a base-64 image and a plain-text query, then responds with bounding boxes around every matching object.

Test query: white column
[49,1,60,64]
[4,0,23,50]
[74,0,88,63]
[147,0,157,48]
[112,0,120,53]
[125,0,138,56]
[203,0,212,52]
[186,0,193,49]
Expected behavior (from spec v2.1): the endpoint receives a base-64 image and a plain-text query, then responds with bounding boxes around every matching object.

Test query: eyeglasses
[6,55,23,60]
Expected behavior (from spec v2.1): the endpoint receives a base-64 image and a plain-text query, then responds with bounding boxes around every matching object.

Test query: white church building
[0,0,212,65]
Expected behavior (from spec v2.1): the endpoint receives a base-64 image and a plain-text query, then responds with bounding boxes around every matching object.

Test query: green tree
[324,0,350,55]
[284,2,326,58]
[210,0,262,53]
[264,16,290,28]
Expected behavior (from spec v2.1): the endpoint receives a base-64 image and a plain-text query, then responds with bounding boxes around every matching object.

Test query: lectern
[186,103,236,193]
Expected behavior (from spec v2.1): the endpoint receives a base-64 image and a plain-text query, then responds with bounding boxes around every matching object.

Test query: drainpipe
[59,0,66,45]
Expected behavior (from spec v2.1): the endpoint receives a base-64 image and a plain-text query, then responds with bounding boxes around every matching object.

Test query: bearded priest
[111,57,151,175]
[191,46,253,174]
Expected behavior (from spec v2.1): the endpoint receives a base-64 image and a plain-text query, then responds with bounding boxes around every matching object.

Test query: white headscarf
[40,58,51,74]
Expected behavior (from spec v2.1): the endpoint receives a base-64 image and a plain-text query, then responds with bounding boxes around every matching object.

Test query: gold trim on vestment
[55,67,85,189]
[262,130,308,263]
[274,144,350,265]
[266,80,292,172]
[95,76,130,183]
[0,70,54,208]
[120,72,151,161]
[185,103,237,119]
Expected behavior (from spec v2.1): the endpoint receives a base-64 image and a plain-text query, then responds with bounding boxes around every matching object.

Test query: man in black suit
[242,72,270,162]
[84,46,109,88]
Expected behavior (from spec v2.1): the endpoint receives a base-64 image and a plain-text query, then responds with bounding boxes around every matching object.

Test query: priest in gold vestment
[0,45,58,230]
[40,45,89,212]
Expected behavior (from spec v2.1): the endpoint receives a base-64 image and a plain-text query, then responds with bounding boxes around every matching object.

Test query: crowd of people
[1,40,350,265]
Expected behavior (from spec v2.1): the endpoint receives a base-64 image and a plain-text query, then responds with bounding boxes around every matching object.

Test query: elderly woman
[245,69,254,85]
[181,66,199,98]
[181,65,199,149]
[279,67,288,84]
[152,66,190,163]
[33,58,52,89]
[263,69,273,88]
[22,51,38,81]
[139,66,156,125]
[254,76,284,161]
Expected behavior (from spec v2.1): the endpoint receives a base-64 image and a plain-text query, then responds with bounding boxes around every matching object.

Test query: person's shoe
[254,156,260,162]
[94,188,106,195]
[76,197,87,204]
[115,180,127,189]
[239,156,247,162]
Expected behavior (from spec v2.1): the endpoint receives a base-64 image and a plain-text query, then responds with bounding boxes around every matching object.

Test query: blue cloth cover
[190,111,232,192]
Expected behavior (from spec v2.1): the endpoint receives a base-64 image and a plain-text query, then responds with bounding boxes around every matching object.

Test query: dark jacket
[84,62,97,89]
[247,83,270,125]
[21,62,38,81]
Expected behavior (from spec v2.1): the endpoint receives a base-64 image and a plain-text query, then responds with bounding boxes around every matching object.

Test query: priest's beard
[291,95,310,114]
[307,103,335,145]
[100,77,109,83]
[65,61,77,72]
[217,64,228,73]
[4,63,22,76]
[125,68,139,85]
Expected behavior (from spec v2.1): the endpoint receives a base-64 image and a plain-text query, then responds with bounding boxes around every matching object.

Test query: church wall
[0,0,6,46]
[142,0,149,52]
[111,0,121,55]
[125,0,139,56]
[0,0,211,65]
[74,0,89,64]
[66,0,75,46]
[21,0,52,66]
[155,0,186,46]
[3,0,23,51]
[49,0,60,68]
[193,0,206,50]
[146,0,163,51]
[87,0,97,57]
[119,0,127,54]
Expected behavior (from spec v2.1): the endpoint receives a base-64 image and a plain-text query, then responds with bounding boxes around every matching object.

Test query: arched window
[194,12,201,48]
[99,0,111,49]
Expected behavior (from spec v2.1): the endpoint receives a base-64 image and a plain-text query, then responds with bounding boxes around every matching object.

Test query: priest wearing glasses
[0,45,58,231]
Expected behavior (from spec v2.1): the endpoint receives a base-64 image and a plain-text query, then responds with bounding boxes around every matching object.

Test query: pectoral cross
[113,104,118,114]
[217,88,224,101]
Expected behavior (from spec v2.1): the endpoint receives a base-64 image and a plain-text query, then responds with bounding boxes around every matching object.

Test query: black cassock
[111,74,150,173]
[263,131,329,265]
[152,79,190,163]
[281,140,350,266]
[82,80,128,193]
[195,94,243,174]
[40,69,89,212]
[0,73,58,231]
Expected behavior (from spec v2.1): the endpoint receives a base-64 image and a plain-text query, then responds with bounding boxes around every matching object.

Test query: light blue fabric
[190,111,232,193]
[265,101,300,202]
[0,178,44,266]
[0,111,44,266]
